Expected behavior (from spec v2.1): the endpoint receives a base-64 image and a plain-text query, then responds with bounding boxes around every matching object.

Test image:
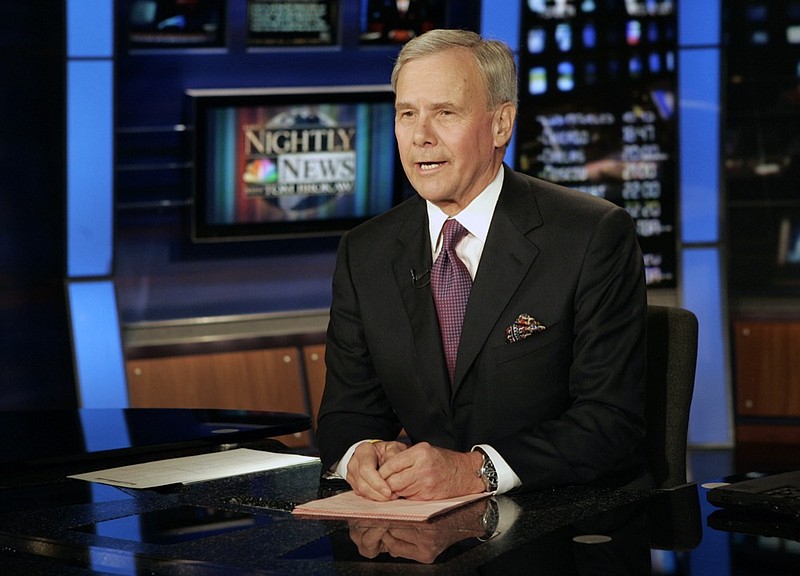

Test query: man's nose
[412,115,436,146]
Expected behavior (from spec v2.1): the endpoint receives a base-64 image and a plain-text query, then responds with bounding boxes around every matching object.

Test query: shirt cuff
[331,440,374,480]
[473,444,522,494]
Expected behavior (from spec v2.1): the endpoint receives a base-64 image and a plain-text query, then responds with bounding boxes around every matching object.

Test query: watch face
[480,453,498,491]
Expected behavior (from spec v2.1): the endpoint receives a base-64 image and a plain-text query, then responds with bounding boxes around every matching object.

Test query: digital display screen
[515,0,677,288]
[126,0,226,48]
[724,0,800,294]
[359,0,445,44]
[247,0,338,46]
[190,86,403,241]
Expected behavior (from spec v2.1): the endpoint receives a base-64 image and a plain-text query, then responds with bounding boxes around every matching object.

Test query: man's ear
[493,102,517,148]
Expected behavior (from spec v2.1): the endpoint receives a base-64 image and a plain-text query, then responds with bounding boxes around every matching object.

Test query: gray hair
[390,29,518,110]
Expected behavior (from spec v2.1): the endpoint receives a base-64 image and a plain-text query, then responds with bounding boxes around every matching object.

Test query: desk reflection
[481,498,653,575]
[344,497,504,564]
[322,492,666,572]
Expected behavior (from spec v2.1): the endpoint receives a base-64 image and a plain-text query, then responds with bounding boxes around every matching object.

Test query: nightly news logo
[242,123,357,199]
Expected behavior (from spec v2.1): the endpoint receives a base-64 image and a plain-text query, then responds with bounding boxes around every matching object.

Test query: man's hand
[346,440,408,501]
[378,442,485,500]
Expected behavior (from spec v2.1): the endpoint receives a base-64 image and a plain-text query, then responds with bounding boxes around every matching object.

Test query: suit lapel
[453,169,543,390]
[391,199,452,411]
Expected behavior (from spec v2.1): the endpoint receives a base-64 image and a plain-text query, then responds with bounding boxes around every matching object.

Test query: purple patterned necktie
[430,219,472,384]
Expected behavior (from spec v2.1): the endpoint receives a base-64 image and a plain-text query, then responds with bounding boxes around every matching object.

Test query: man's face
[394,48,512,215]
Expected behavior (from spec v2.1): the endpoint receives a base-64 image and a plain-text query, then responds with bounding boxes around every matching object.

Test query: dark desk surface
[0,416,796,575]
[0,455,796,575]
[0,461,659,575]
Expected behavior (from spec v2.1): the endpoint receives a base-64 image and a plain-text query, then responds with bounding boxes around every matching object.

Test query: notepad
[68,448,318,489]
[292,490,490,522]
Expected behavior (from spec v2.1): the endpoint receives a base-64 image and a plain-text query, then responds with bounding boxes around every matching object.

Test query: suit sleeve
[315,231,403,472]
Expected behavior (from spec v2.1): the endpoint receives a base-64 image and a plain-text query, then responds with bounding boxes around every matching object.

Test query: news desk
[0,410,795,575]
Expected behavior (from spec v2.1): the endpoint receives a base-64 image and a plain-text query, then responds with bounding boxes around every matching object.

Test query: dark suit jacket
[316,166,648,491]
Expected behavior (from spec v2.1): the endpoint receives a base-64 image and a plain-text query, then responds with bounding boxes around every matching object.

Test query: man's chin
[414,188,451,205]
[408,179,446,198]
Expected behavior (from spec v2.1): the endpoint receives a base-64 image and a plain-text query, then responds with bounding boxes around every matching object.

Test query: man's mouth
[418,162,445,171]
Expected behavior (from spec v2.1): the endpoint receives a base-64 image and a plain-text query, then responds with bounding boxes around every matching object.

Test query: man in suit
[315,29,648,501]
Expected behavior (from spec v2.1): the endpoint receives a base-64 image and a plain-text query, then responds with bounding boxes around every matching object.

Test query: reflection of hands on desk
[347,500,485,563]
[346,497,518,564]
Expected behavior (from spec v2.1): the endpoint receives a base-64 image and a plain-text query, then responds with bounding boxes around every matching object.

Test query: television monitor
[359,0,444,44]
[126,0,226,48]
[188,85,404,241]
[247,0,337,47]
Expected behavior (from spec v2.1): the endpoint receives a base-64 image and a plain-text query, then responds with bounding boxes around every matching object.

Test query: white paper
[68,448,319,489]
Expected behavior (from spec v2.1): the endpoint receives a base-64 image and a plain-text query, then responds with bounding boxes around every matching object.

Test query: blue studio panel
[67,0,113,58]
[67,60,114,278]
[680,48,721,246]
[678,0,731,447]
[481,0,519,167]
[68,281,127,408]
[66,0,114,278]
[682,250,732,445]
[67,0,127,407]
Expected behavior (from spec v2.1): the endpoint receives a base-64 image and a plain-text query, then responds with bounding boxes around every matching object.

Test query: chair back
[645,305,699,489]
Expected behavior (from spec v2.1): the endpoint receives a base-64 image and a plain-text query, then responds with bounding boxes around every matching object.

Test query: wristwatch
[475,447,498,492]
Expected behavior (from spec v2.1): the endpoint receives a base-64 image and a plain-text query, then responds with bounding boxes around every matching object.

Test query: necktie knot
[440,219,469,257]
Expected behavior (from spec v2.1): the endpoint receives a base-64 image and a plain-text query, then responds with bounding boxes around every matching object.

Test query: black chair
[645,305,699,490]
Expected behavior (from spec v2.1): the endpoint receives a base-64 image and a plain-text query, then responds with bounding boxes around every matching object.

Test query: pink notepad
[292,490,490,522]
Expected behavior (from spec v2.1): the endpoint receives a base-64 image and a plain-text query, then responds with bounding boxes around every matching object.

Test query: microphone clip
[410,268,431,288]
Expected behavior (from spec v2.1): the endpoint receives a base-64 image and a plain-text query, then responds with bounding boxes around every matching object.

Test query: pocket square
[505,314,546,343]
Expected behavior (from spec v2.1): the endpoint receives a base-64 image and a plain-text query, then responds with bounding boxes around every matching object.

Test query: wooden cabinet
[734,321,800,417]
[126,342,328,450]
[123,312,329,450]
[733,320,800,443]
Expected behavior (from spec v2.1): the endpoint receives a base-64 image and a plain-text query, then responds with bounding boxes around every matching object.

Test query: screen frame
[188,84,404,242]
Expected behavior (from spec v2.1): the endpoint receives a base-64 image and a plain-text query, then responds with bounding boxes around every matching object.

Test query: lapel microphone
[410,268,431,288]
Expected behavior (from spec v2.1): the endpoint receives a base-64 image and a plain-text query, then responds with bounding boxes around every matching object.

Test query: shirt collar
[426,167,504,253]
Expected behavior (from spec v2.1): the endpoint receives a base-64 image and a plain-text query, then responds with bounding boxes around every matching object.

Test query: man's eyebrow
[394,100,459,110]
